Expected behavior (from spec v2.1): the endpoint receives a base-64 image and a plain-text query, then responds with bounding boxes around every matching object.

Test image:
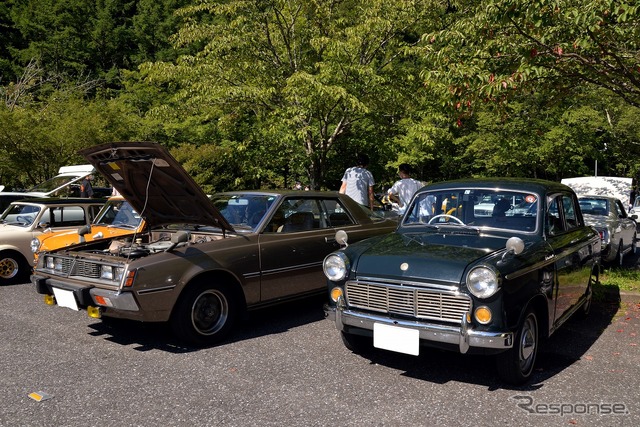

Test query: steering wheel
[16,215,32,225]
[428,214,464,226]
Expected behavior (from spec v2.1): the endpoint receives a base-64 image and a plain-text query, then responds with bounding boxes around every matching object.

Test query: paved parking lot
[1,281,638,426]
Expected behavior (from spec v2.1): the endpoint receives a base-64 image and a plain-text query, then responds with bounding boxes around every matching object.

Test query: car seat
[282,211,314,232]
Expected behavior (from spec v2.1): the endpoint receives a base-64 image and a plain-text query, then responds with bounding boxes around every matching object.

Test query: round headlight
[30,238,41,253]
[323,253,349,282]
[467,266,499,299]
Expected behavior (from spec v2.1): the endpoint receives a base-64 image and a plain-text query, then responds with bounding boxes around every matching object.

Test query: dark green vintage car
[323,178,601,384]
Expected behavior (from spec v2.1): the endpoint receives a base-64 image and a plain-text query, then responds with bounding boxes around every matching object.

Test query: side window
[323,199,355,227]
[615,200,627,218]
[55,206,87,227]
[264,198,323,233]
[546,196,564,236]
[562,195,579,230]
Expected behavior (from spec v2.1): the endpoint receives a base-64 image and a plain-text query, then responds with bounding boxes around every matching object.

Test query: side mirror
[78,224,91,243]
[335,229,349,247]
[501,236,525,263]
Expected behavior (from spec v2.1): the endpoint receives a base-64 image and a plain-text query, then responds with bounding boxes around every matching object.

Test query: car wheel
[340,331,372,354]
[496,309,539,385]
[170,280,239,346]
[0,250,28,285]
[632,234,637,255]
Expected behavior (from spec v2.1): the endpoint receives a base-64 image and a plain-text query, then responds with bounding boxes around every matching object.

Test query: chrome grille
[345,281,471,324]
[51,256,103,279]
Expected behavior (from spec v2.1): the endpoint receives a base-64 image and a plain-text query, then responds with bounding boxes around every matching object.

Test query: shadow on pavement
[343,299,620,391]
[86,294,326,353]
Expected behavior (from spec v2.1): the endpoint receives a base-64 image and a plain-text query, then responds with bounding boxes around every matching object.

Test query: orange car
[31,196,145,262]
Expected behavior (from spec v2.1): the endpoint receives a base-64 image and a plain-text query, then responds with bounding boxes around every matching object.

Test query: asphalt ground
[1,280,638,426]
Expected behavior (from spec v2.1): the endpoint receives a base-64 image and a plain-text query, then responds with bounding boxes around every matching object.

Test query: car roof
[422,177,573,195]
[8,197,105,206]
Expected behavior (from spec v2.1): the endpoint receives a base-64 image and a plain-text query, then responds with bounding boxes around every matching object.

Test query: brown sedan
[32,142,397,345]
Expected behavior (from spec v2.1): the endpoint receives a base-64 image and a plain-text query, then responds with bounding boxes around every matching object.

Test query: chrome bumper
[326,304,513,353]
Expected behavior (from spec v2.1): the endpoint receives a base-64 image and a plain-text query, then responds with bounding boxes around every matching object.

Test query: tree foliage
[423,0,640,114]
[0,0,639,194]
[140,0,439,189]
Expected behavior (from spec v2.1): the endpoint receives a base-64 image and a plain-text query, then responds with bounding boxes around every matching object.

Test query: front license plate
[52,288,79,311]
[373,323,419,356]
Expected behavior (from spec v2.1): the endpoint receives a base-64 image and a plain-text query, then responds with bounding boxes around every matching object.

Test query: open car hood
[79,142,233,231]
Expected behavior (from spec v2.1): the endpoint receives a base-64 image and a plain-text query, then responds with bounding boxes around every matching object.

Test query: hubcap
[519,315,537,373]
[0,257,19,280]
[191,290,228,336]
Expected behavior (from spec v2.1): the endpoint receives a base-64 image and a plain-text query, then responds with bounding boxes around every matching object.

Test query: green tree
[139,0,438,190]
[421,0,640,113]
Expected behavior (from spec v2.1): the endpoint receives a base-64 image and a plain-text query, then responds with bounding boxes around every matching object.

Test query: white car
[0,198,105,285]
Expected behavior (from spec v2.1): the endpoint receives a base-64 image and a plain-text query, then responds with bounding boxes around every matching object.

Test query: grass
[598,265,640,294]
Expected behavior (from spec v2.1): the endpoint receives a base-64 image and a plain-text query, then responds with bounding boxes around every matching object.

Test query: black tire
[496,309,539,385]
[170,280,239,346]
[340,331,372,354]
[0,250,29,285]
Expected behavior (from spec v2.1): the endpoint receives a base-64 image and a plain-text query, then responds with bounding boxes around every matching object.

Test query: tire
[496,309,539,385]
[340,331,372,354]
[0,250,29,285]
[170,280,239,346]
[632,234,637,255]
[577,275,595,319]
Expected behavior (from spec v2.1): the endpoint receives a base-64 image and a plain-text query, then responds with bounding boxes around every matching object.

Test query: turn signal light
[330,287,344,303]
[44,294,55,306]
[474,306,492,324]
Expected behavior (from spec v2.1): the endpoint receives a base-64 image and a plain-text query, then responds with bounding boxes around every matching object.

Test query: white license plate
[373,323,419,356]
[52,288,79,311]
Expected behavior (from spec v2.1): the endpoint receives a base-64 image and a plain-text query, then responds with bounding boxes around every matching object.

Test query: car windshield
[403,188,539,233]
[578,197,609,216]
[28,175,82,193]
[0,203,42,227]
[93,200,143,228]
[210,194,277,230]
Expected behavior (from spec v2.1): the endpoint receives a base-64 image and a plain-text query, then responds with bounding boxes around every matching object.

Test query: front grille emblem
[400,262,409,271]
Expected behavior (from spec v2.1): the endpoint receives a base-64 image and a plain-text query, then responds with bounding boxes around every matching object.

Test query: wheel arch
[522,294,549,341]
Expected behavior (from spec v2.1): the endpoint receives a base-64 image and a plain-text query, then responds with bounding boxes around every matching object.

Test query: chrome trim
[136,285,176,295]
[356,276,460,292]
[330,304,513,352]
[345,280,471,323]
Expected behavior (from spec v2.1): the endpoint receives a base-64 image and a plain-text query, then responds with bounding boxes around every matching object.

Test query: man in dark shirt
[80,174,94,198]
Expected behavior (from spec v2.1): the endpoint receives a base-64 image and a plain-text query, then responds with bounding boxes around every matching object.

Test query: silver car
[579,195,637,265]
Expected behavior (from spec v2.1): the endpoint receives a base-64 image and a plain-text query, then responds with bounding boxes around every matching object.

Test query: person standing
[387,163,423,214]
[339,154,375,210]
[80,174,94,198]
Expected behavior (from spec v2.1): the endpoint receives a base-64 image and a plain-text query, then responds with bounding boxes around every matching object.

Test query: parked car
[32,141,398,345]
[0,198,105,285]
[0,165,112,212]
[578,195,636,266]
[322,178,600,384]
[31,195,145,263]
[628,196,640,229]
